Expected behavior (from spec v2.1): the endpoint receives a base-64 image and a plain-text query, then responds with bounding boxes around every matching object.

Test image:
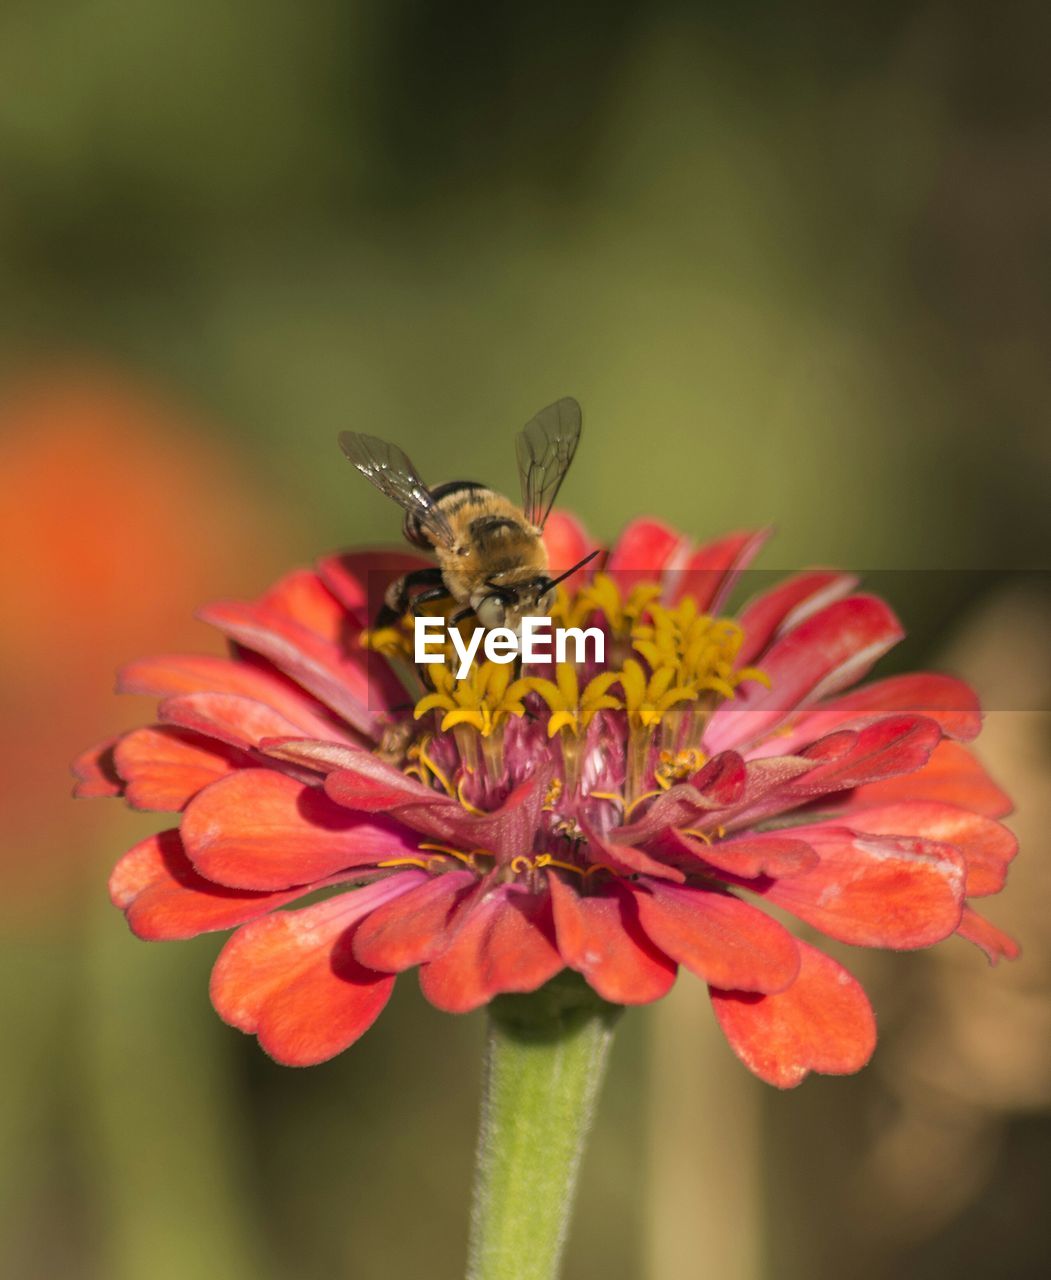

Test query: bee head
[472,575,555,634]
[470,550,599,633]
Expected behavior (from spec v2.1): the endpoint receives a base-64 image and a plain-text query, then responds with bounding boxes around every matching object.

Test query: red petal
[351,870,477,971]
[957,905,1022,964]
[841,740,1013,818]
[181,768,419,890]
[711,940,876,1088]
[261,737,366,774]
[548,873,676,1004]
[326,758,550,864]
[658,830,819,879]
[633,880,799,993]
[114,726,246,810]
[742,824,965,948]
[71,737,123,798]
[748,673,982,757]
[418,886,563,1013]
[110,829,316,939]
[210,877,421,1066]
[794,714,942,793]
[616,755,814,846]
[690,750,748,806]
[670,528,770,614]
[736,571,858,666]
[158,690,351,752]
[317,550,429,626]
[324,751,444,811]
[541,510,600,589]
[706,594,904,752]
[713,718,941,835]
[606,518,691,591]
[198,572,403,737]
[843,801,1017,897]
[118,652,344,740]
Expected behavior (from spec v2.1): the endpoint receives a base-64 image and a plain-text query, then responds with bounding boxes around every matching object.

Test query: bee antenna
[545,548,600,590]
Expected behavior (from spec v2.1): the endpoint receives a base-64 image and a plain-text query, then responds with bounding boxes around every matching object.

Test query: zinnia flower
[74,513,1019,1085]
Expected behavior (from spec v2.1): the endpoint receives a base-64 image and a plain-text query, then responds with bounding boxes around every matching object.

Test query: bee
[339,396,595,632]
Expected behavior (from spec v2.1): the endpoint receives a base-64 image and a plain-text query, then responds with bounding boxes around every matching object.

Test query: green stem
[467,973,622,1280]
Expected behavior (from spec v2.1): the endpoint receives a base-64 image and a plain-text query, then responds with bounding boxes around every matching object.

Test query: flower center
[364,574,768,876]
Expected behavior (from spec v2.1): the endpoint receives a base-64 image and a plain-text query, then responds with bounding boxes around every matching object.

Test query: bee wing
[338,431,456,549]
[515,396,582,530]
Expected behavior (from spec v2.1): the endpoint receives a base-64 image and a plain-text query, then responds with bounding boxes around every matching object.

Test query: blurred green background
[1,2,1049,1278]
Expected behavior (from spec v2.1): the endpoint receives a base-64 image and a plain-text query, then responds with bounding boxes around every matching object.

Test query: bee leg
[375,567,445,628]
[410,587,453,617]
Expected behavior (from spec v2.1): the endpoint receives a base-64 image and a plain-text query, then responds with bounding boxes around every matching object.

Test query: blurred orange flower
[0,367,283,899]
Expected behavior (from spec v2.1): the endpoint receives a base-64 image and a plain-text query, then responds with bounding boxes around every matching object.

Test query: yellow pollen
[417,842,494,870]
[414,662,531,738]
[361,623,414,661]
[655,747,706,789]
[680,825,726,845]
[456,775,486,815]
[624,788,663,819]
[520,665,622,738]
[554,573,661,634]
[631,602,770,702]
[510,852,618,880]
[617,657,698,731]
[406,736,455,797]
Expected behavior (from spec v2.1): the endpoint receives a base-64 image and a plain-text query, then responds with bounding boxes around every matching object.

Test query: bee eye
[475,595,507,628]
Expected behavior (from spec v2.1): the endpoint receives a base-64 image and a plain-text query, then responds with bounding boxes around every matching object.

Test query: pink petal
[736,571,858,666]
[110,829,319,939]
[72,737,123,798]
[114,726,247,811]
[352,870,477,971]
[181,768,419,890]
[669,527,771,613]
[633,880,800,993]
[210,876,422,1066]
[548,873,676,1004]
[706,594,904,752]
[741,823,965,948]
[843,801,1017,898]
[418,885,563,1013]
[711,940,876,1088]
[840,740,1013,818]
[956,906,1022,964]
